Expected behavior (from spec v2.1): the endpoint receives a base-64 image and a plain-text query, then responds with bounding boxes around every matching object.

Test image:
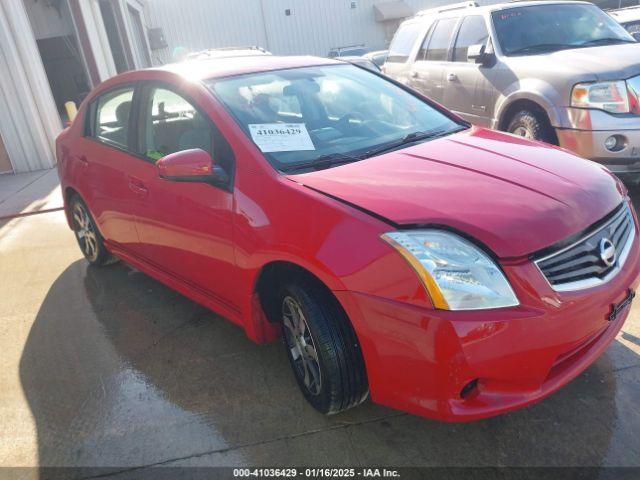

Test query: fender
[493,79,565,130]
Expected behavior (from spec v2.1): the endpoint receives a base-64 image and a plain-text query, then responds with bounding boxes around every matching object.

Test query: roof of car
[154,55,342,82]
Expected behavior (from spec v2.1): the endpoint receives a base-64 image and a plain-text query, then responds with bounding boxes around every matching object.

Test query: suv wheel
[507,110,555,144]
[279,279,368,414]
[70,195,116,266]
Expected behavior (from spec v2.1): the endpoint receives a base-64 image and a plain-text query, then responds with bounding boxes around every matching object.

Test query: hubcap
[512,126,533,139]
[73,203,98,261]
[282,296,322,395]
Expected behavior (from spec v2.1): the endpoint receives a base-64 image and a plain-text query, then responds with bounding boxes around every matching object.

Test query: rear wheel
[507,109,555,144]
[70,195,116,266]
[279,279,368,415]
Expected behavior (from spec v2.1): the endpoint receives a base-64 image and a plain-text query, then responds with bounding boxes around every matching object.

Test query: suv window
[141,87,234,180]
[387,22,423,62]
[91,87,134,149]
[425,18,458,61]
[453,16,489,62]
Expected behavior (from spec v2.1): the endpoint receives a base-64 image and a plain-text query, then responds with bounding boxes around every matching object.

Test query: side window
[142,87,234,180]
[387,22,423,63]
[453,16,489,62]
[91,88,134,149]
[425,17,459,62]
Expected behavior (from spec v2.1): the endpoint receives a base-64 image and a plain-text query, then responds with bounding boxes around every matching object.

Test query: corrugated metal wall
[147,0,495,63]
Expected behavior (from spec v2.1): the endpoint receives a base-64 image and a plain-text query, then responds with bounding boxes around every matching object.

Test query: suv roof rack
[416,1,477,17]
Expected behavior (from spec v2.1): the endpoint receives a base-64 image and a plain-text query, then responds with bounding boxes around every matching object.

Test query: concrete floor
[1,178,640,475]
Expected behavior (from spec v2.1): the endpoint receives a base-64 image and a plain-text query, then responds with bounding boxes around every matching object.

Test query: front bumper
[555,107,640,175]
[335,230,640,422]
[556,128,640,174]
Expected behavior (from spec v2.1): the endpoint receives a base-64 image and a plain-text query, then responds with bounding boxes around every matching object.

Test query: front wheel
[507,109,556,144]
[279,280,368,415]
[70,195,116,266]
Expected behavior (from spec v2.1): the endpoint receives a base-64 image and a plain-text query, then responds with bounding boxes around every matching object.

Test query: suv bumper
[556,128,640,175]
[336,229,640,422]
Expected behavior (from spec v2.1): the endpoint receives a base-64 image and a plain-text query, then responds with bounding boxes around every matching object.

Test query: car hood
[288,128,624,258]
[511,43,640,80]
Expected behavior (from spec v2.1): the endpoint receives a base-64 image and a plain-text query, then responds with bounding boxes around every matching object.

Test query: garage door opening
[23,0,91,122]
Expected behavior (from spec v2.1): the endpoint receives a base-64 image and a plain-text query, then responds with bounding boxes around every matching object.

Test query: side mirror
[467,44,492,66]
[157,148,214,182]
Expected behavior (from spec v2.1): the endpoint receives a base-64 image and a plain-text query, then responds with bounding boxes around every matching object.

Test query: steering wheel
[337,111,367,129]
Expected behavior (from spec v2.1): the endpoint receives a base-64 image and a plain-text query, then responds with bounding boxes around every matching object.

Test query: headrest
[115,101,132,125]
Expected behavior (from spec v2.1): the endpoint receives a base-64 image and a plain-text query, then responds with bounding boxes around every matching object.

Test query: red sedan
[56,55,640,421]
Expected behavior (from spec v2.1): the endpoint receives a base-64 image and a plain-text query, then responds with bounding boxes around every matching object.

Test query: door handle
[78,155,88,165]
[446,73,457,82]
[128,177,148,196]
[411,71,419,79]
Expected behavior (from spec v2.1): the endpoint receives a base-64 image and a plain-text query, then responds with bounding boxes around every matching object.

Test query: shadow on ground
[18,256,640,475]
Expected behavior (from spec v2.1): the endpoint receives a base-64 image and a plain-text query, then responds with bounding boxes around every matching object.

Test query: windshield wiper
[578,37,636,46]
[282,152,363,173]
[362,128,456,159]
[508,43,575,55]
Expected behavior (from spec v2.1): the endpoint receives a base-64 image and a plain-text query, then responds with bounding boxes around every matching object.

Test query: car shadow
[18,258,640,475]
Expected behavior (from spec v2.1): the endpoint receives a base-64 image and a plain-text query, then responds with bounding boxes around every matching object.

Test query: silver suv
[384,1,640,177]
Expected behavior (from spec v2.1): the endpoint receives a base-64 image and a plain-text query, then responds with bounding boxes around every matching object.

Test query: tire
[279,278,368,414]
[69,195,116,266]
[506,109,556,144]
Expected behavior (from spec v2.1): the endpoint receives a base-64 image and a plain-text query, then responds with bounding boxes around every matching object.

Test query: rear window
[425,17,458,61]
[88,87,134,150]
[387,22,423,62]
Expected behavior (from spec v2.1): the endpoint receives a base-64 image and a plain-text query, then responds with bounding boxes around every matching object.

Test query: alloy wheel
[512,126,533,139]
[282,296,322,395]
[73,202,99,262]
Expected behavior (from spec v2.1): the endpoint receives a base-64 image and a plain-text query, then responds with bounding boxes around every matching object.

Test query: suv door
[132,84,239,311]
[442,15,494,126]
[384,21,426,84]
[79,85,144,250]
[408,17,459,103]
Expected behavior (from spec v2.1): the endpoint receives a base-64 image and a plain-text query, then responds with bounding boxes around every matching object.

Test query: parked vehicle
[609,6,640,40]
[340,56,381,72]
[363,49,388,67]
[385,1,640,179]
[327,45,369,58]
[186,46,271,61]
[57,54,640,421]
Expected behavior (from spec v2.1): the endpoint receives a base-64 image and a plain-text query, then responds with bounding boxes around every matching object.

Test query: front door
[442,15,494,126]
[132,84,239,310]
[408,17,459,104]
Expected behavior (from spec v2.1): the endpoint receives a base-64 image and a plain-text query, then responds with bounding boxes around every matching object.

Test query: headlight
[571,81,629,114]
[381,230,519,310]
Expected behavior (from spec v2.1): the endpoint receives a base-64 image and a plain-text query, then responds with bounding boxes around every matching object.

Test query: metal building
[0,0,153,175]
[147,0,489,62]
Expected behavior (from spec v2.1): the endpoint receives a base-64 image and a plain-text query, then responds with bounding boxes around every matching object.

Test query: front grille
[535,203,635,291]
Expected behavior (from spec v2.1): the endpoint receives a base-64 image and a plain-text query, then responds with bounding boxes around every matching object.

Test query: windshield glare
[492,4,635,55]
[208,65,461,170]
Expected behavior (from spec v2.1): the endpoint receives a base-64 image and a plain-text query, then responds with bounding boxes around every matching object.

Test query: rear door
[442,15,493,126]
[78,85,144,250]
[384,21,425,84]
[408,17,459,103]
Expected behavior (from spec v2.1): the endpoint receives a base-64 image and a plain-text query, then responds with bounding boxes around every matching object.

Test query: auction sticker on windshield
[249,123,315,152]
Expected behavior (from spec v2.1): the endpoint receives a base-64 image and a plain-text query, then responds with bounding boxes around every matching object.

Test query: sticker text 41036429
[249,123,315,153]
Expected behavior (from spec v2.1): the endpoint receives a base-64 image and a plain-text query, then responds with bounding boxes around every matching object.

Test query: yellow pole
[64,101,78,123]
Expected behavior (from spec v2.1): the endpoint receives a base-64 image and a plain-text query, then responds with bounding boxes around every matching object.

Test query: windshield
[207,65,462,171]
[492,4,635,56]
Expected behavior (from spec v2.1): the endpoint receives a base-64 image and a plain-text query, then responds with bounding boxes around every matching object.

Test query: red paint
[157,149,213,179]
[56,57,640,421]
